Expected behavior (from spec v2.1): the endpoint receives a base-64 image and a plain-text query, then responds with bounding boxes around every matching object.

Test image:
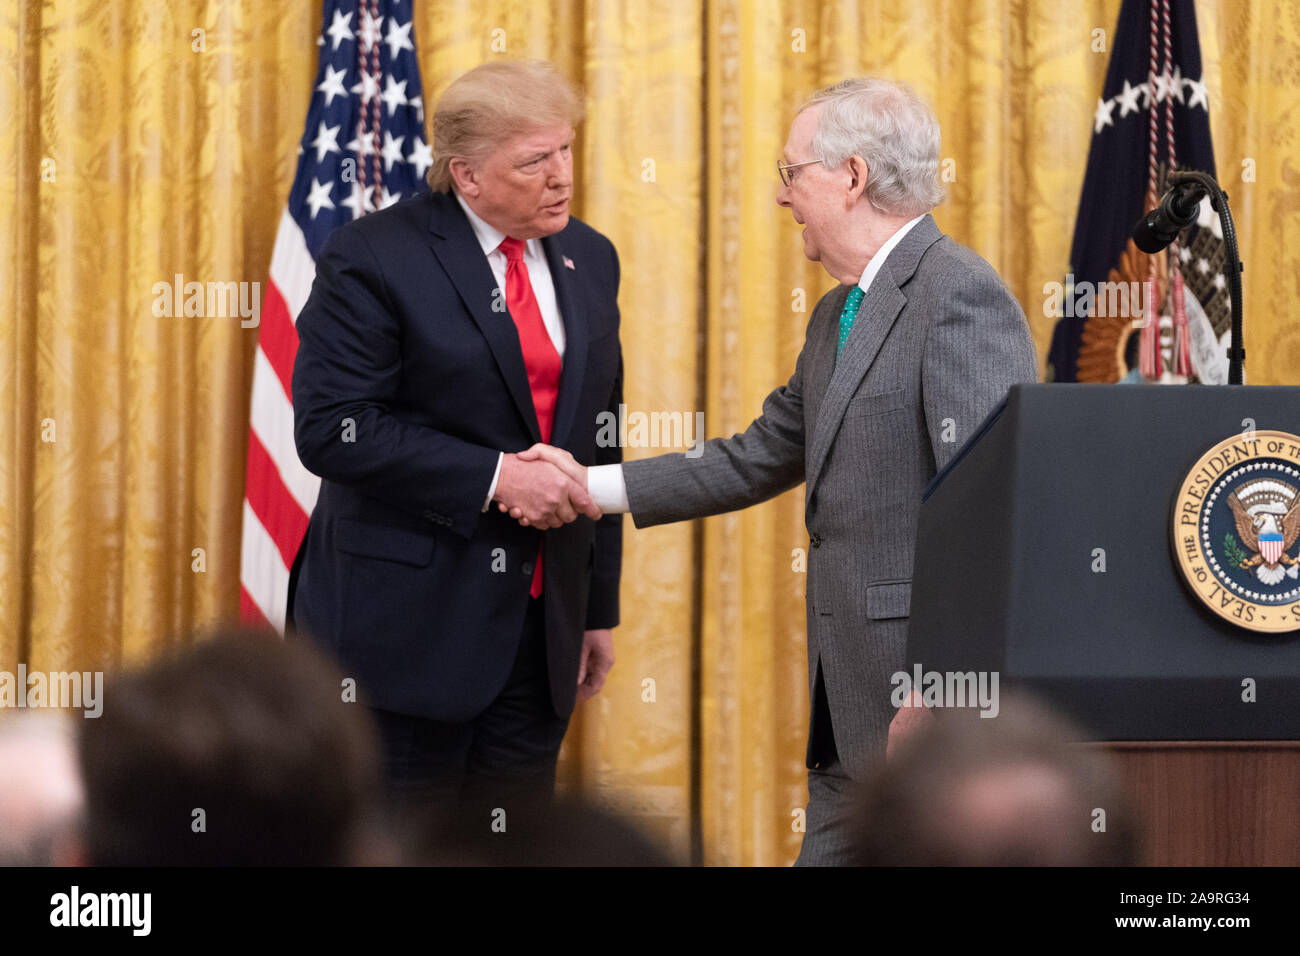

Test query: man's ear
[846,155,869,207]
[449,157,479,198]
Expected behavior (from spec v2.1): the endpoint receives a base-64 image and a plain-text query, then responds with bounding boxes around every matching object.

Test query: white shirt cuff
[482,452,504,512]
[587,464,630,513]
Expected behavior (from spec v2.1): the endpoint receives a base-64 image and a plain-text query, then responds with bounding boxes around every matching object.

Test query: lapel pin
[562,256,576,270]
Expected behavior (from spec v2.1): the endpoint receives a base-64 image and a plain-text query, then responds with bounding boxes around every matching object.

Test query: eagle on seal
[1228,487,1300,586]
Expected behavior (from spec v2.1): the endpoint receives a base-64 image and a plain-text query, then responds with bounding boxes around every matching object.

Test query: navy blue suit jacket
[290,189,623,722]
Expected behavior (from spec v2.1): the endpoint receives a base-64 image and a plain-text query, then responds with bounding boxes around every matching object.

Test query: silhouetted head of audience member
[79,627,383,865]
[0,712,84,866]
[851,692,1139,865]
[415,786,679,866]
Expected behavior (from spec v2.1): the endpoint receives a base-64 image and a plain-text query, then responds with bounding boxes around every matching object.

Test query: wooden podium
[1104,742,1300,866]
[909,385,1300,867]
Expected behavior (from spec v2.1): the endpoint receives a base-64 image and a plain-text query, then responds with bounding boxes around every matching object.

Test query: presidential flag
[240,0,431,630]
[1047,0,1231,385]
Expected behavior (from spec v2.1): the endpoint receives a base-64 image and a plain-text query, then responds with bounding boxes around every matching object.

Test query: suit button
[811,533,823,548]
[521,561,534,575]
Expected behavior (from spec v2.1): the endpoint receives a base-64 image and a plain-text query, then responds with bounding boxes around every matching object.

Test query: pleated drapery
[3,0,1297,865]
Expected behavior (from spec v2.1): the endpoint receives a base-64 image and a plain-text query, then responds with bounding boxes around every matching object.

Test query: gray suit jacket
[623,214,1038,778]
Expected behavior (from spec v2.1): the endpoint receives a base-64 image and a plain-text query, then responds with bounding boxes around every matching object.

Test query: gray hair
[800,77,944,216]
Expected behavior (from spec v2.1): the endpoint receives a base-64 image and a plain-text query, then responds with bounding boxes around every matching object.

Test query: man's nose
[776,182,791,207]
[548,164,572,187]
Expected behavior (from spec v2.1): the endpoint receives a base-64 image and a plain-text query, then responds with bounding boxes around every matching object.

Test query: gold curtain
[2,0,1297,866]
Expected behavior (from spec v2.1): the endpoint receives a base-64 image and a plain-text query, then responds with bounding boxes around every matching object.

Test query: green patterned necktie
[836,285,865,359]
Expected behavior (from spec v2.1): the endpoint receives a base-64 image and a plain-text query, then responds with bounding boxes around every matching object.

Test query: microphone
[1125,169,1245,383]
[1131,181,1205,253]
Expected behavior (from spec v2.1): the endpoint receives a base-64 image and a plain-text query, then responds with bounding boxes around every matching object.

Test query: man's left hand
[577,628,614,700]
[886,688,934,760]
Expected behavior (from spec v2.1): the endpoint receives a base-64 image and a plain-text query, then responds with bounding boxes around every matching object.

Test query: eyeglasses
[777,159,822,187]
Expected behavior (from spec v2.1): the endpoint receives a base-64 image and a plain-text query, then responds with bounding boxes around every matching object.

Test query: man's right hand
[493,452,601,528]
[501,444,592,524]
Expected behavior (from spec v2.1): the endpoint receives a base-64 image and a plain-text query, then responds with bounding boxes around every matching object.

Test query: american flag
[240,0,430,630]
[1046,0,1228,386]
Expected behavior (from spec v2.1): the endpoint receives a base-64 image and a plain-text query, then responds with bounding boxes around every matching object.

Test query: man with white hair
[522,77,1038,863]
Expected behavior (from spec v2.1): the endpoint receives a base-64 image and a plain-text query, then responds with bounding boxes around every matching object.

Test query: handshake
[491,444,599,528]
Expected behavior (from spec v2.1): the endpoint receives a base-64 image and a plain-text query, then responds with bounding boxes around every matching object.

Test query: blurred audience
[412,785,679,866]
[850,692,1139,865]
[0,712,84,866]
[40,622,675,867]
[7,638,1137,867]
[78,627,387,865]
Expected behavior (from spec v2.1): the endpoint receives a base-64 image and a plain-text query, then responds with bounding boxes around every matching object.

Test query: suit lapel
[803,286,844,429]
[805,279,906,500]
[426,192,540,442]
[805,215,944,501]
[541,233,587,449]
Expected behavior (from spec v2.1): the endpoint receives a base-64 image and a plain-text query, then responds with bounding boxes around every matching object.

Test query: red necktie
[499,237,562,599]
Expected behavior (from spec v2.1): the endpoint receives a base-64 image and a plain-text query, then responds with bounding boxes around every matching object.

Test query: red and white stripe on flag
[240,210,322,631]
[240,0,430,630]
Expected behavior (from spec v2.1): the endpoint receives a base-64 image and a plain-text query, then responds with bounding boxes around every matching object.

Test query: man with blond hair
[292,60,624,823]
[523,77,1038,863]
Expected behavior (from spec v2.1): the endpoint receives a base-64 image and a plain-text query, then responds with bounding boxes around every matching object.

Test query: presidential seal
[1172,430,1300,634]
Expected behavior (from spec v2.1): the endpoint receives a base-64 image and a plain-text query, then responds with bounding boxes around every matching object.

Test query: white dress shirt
[454,193,567,509]
[586,214,926,512]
